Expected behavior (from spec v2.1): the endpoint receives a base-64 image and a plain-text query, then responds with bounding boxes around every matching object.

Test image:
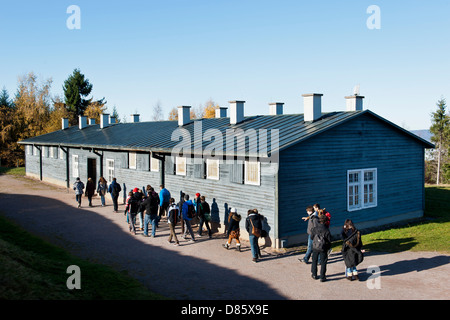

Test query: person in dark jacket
[108,178,121,212]
[140,186,160,237]
[300,205,318,264]
[85,177,95,207]
[245,209,264,263]
[310,214,332,282]
[73,177,84,208]
[126,191,141,235]
[223,207,241,251]
[341,219,364,281]
[197,196,212,238]
[167,198,180,246]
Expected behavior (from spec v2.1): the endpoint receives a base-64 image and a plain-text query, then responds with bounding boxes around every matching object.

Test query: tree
[111,105,120,123]
[45,95,73,133]
[152,101,163,121]
[84,100,108,124]
[430,97,450,185]
[0,87,17,166]
[63,69,105,122]
[168,107,178,121]
[203,99,219,119]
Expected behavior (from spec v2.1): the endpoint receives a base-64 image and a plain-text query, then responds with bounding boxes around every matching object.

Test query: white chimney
[269,102,284,115]
[109,116,116,124]
[229,100,245,125]
[89,118,96,125]
[100,113,110,129]
[178,106,192,126]
[215,107,227,118]
[345,95,364,111]
[131,114,140,123]
[303,93,323,122]
[79,115,88,129]
[62,118,69,130]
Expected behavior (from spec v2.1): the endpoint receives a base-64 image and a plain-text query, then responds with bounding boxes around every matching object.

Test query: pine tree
[63,68,93,119]
[430,98,450,184]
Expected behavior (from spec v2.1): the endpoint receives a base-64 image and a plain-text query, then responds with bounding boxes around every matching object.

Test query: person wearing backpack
[245,209,264,263]
[181,194,196,242]
[140,186,159,237]
[73,177,85,208]
[197,196,212,239]
[310,214,332,282]
[167,198,180,246]
[108,178,121,212]
[126,191,141,235]
[223,207,241,251]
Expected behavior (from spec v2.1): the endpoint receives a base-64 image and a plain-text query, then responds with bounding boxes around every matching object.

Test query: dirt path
[0,174,449,300]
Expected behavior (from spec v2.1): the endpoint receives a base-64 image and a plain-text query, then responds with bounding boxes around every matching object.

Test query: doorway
[87,158,97,183]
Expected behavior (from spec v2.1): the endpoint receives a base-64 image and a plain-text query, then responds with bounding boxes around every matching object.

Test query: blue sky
[1,0,449,130]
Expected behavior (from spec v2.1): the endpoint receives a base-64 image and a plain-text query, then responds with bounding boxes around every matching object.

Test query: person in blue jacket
[181,194,196,242]
[159,184,171,219]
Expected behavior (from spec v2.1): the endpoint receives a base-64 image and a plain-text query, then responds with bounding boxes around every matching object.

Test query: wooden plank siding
[277,112,426,245]
[25,147,278,242]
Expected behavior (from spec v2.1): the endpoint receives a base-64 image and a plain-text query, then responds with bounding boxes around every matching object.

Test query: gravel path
[0,174,449,300]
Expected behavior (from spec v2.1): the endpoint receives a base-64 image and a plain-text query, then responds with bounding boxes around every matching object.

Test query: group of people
[299,203,364,282]
[72,176,267,262]
[73,177,365,274]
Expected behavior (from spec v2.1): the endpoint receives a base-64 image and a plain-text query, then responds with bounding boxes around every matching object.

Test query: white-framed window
[347,168,377,211]
[175,156,186,176]
[107,159,115,182]
[206,158,219,180]
[244,160,260,186]
[72,155,79,178]
[150,153,159,172]
[129,152,137,169]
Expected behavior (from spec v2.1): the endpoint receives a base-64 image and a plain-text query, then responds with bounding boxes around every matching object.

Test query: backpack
[312,231,330,252]
[169,207,179,224]
[187,203,196,219]
[112,183,121,197]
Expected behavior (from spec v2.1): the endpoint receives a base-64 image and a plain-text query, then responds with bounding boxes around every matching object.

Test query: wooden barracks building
[19,93,433,248]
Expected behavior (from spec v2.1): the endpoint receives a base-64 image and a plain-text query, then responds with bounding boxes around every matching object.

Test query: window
[72,155,79,178]
[49,147,54,159]
[150,153,159,172]
[129,152,137,169]
[206,159,219,180]
[347,168,377,211]
[107,159,115,182]
[244,160,260,186]
[175,156,186,176]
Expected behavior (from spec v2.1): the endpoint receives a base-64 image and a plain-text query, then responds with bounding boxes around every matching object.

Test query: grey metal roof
[19,110,434,156]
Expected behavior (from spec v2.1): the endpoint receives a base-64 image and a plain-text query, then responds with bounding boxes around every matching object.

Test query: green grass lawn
[0,166,26,176]
[332,185,450,254]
